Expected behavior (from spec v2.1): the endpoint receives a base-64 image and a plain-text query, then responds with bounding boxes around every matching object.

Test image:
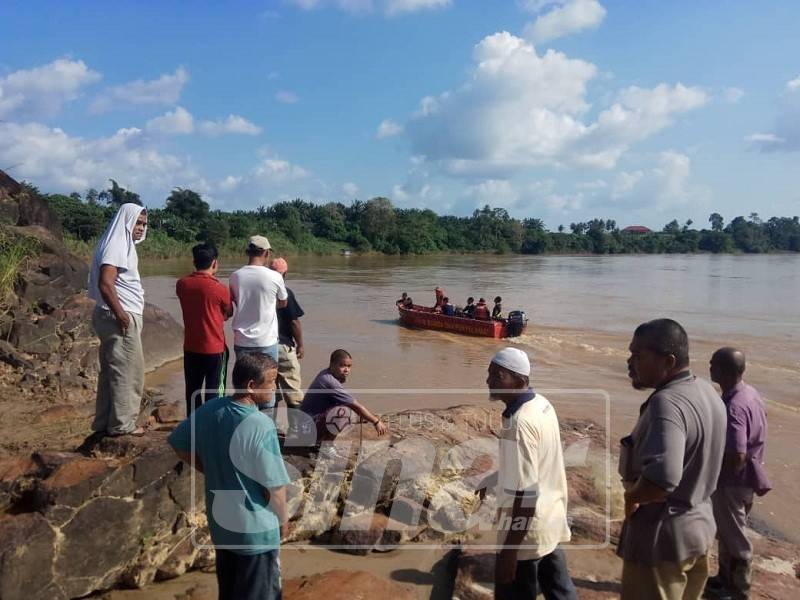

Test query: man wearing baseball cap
[229,236,288,407]
[487,347,577,600]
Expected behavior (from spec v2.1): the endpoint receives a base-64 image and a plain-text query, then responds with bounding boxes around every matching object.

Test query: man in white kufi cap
[484,347,577,599]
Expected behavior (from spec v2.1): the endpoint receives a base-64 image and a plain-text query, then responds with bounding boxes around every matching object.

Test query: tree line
[36,180,800,257]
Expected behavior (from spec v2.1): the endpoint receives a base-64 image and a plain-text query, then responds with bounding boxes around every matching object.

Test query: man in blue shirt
[168,352,289,600]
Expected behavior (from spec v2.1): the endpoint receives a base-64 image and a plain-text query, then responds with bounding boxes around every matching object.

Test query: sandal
[108,427,147,438]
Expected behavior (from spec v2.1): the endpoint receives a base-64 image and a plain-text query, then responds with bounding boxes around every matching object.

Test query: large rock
[0,433,208,600]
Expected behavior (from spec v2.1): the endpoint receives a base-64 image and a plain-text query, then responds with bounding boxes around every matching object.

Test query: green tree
[663,219,681,235]
[165,188,209,222]
[709,212,724,232]
[99,179,141,207]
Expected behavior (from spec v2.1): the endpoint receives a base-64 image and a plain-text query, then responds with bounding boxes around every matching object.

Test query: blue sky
[1,0,798,229]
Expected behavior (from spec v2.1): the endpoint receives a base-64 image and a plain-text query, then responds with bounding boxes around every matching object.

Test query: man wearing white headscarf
[485,347,577,600]
[88,203,148,436]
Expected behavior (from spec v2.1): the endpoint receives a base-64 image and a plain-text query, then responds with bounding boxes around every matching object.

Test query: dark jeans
[184,349,227,415]
[496,549,577,600]
[216,549,281,600]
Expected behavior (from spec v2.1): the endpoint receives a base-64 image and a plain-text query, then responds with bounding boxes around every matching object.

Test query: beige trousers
[276,344,303,409]
[91,308,144,435]
[621,554,709,600]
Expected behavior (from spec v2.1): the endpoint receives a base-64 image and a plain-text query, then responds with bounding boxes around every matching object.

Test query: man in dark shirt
[463,297,476,318]
[269,258,304,432]
[300,349,387,442]
[176,243,232,415]
[619,318,725,600]
[706,347,771,600]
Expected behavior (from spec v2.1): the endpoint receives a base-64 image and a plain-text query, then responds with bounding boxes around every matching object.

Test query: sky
[1,0,799,229]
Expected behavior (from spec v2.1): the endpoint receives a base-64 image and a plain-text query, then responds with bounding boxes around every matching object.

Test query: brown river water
[142,253,800,544]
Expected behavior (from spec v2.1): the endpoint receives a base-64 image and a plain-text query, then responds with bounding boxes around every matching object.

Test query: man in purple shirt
[707,347,771,600]
[300,349,387,442]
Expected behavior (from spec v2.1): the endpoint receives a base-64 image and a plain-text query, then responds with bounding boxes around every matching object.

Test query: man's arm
[350,400,387,435]
[290,319,304,358]
[172,448,205,474]
[496,494,536,587]
[99,264,130,334]
[265,486,288,538]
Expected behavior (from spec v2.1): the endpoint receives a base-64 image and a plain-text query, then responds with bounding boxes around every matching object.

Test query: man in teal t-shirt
[169,352,289,600]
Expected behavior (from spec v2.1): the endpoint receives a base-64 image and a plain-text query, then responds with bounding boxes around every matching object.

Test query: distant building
[622,225,652,234]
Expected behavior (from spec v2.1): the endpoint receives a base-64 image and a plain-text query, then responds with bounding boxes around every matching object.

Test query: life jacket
[474,303,490,319]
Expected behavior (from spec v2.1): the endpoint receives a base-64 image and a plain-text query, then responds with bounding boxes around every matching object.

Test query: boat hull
[398,305,526,339]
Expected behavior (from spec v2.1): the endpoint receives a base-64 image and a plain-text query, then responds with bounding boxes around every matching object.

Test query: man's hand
[374,419,387,436]
[296,345,305,359]
[116,311,131,335]
[624,494,640,519]
[495,548,518,589]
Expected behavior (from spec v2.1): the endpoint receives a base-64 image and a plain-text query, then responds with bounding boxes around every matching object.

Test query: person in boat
[474,298,490,320]
[404,296,414,308]
[492,296,503,320]
[300,349,387,443]
[441,297,455,316]
[462,297,476,318]
[396,292,409,307]
[434,286,445,310]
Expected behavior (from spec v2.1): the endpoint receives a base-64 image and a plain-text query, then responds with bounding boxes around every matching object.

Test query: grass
[65,228,349,260]
[0,227,40,311]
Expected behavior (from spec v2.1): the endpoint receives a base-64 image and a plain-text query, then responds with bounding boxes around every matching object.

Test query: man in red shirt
[176,243,233,415]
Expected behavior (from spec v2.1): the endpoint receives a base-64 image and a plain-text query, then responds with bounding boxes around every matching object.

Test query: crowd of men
[87,203,771,600]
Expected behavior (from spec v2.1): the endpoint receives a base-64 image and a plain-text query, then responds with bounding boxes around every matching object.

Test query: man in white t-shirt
[486,347,577,600]
[229,236,288,380]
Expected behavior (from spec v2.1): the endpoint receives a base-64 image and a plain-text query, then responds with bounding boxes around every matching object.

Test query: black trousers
[496,549,578,600]
[216,549,281,600]
[183,349,227,415]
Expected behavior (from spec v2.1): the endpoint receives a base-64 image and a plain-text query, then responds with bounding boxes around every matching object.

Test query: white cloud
[90,67,189,113]
[342,181,360,197]
[145,106,195,135]
[252,158,309,181]
[723,87,744,103]
[405,32,707,177]
[575,179,607,190]
[275,90,299,104]
[465,179,520,207]
[748,76,800,152]
[611,170,643,198]
[0,58,101,120]
[523,0,606,45]
[198,115,262,136]
[385,0,451,16]
[376,118,404,139]
[0,121,196,195]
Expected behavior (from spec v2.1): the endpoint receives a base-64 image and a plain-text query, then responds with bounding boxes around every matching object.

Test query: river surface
[142,253,800,541]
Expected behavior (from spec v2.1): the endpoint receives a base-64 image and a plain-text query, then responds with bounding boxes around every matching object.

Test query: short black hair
[467,297,474,303]
[232,353,278,389]
[443,297,449,303]
[330,349,352,365]
[634,318,690,369]
[712,347,746,377]
[192,242,218,270]
[494,296,502,303]
[246,244,268,257]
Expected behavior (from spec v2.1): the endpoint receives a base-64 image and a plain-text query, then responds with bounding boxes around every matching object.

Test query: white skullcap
[491,347,531,377]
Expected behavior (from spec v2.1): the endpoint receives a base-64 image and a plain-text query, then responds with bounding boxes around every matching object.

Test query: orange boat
[398,304,528,339]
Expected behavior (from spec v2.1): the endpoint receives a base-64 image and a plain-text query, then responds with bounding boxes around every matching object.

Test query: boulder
[0,433,208,599]
[10,316,61,355]
[142,302,184,371]
[0,339,33,369]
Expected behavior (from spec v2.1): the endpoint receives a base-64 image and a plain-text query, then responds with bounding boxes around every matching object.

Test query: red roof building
[622,225,652,234]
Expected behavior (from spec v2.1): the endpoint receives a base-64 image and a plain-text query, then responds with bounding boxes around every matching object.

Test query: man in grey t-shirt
[618,319,726,600]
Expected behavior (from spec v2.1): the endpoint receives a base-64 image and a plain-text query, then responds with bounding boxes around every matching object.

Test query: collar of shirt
[502,388,536,419]
[721,380,746,403]
[639,370,693,415]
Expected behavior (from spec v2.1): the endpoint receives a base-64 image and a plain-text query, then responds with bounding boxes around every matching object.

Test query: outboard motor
[506,310,528,337]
